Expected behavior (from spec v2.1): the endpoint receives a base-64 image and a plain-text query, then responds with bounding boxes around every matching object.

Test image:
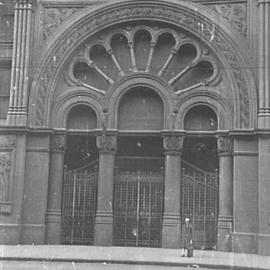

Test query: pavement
[0,245,270,270]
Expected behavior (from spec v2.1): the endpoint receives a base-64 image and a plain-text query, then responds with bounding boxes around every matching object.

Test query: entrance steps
[0,245,270,269]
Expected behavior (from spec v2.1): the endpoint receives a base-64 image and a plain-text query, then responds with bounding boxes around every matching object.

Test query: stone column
[94,132,117,246]
[46,134,66,244]
[258,0,270,128]
[7,0,33,126]
[217,136,233,251]
[162,133,184,248]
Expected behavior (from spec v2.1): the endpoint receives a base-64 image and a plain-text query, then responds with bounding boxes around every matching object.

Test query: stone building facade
[0,0,270,256]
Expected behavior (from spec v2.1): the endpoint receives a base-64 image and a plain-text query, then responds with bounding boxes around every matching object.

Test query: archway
[182,105,219,250]
[61,105,99,245]
[113,87,165,247]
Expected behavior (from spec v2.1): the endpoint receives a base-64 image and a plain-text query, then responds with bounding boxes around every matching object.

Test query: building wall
[0,0,270,256]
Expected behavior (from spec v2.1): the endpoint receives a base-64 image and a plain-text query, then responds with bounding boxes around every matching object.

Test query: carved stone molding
[50,134,66,153]
[217,136,233,155]
[33,1,252,128]
[163,135,184,154]
[96,134,117,153]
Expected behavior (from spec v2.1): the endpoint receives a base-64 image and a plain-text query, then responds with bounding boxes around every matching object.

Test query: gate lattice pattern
[113,157,164,247]
[61,160,98,245]
[181,160,218,249]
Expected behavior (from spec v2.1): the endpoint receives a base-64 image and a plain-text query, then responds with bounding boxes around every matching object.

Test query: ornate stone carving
[50,135,66,153]
[34,3,251,128]
[0,152,11,203]
[206,3,247,37]
[96,134,117,153]
[0,136,16,149]
[217,136,233,154]
[43,7,83,41]
[163,135,184,153]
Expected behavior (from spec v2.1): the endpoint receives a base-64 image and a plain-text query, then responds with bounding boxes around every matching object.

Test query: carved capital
[0,136,16,149]
[50,135,66,153]
[163,135,184,154]
[217,136,233,155]
[96,134,117,153]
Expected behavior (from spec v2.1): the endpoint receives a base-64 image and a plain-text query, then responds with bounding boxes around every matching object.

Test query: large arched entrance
[113,87,165,247]
[37,0,257,251]
[182,105,219,250]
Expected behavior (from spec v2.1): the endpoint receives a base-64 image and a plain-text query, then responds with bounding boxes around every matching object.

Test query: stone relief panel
[0,135,16,214]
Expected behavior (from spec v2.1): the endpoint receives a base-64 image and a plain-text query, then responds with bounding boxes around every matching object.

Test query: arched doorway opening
[113,87,165,247]
[182,105,219,250]
[61,105,99,245]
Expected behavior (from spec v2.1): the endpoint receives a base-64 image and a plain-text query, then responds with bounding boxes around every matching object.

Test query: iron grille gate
[113,157,164,247]
[61,160,98,245]
[181,160,218,250]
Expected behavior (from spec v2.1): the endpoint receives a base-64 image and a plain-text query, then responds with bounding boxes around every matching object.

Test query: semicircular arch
[28,0,257,130]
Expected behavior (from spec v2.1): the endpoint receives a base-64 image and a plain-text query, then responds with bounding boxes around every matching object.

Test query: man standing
[182,217,193,257]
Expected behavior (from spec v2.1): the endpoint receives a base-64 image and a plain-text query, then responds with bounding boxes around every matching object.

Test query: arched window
[118,87,164,130]
[66,105,97,130]
[184,105,217,131]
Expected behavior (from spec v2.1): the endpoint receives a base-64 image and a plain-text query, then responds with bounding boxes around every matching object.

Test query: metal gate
[113,157,164,247]
[61,160,98,245]
[181,160,218,250]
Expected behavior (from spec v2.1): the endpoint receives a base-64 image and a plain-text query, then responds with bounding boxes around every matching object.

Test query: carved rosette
[217,136,233,155]
[96,134,117,153]
[50,135,66,153]
[163,135,184,155]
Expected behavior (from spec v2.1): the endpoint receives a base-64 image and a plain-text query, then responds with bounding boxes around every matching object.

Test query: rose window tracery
[68,25,218,94]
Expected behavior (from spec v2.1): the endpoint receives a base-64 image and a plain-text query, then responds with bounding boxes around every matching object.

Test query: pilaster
[46,133,66,244]
[7,0,33,126]
[258,0,270,128]
[94,131,117,246]
[217,136,233,252]
[162,132,184,248]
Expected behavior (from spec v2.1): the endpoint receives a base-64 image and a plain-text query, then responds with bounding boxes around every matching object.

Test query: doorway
[113,136,164,247]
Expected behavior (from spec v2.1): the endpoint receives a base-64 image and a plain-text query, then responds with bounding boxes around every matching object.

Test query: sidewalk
[0,245,270,269]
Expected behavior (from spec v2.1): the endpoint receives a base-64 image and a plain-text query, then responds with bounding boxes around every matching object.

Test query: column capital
[217,136,233,155]
[96,133,117,153]
[50,134,66,153]
[163,132,184,155]
[258,0,270,6]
